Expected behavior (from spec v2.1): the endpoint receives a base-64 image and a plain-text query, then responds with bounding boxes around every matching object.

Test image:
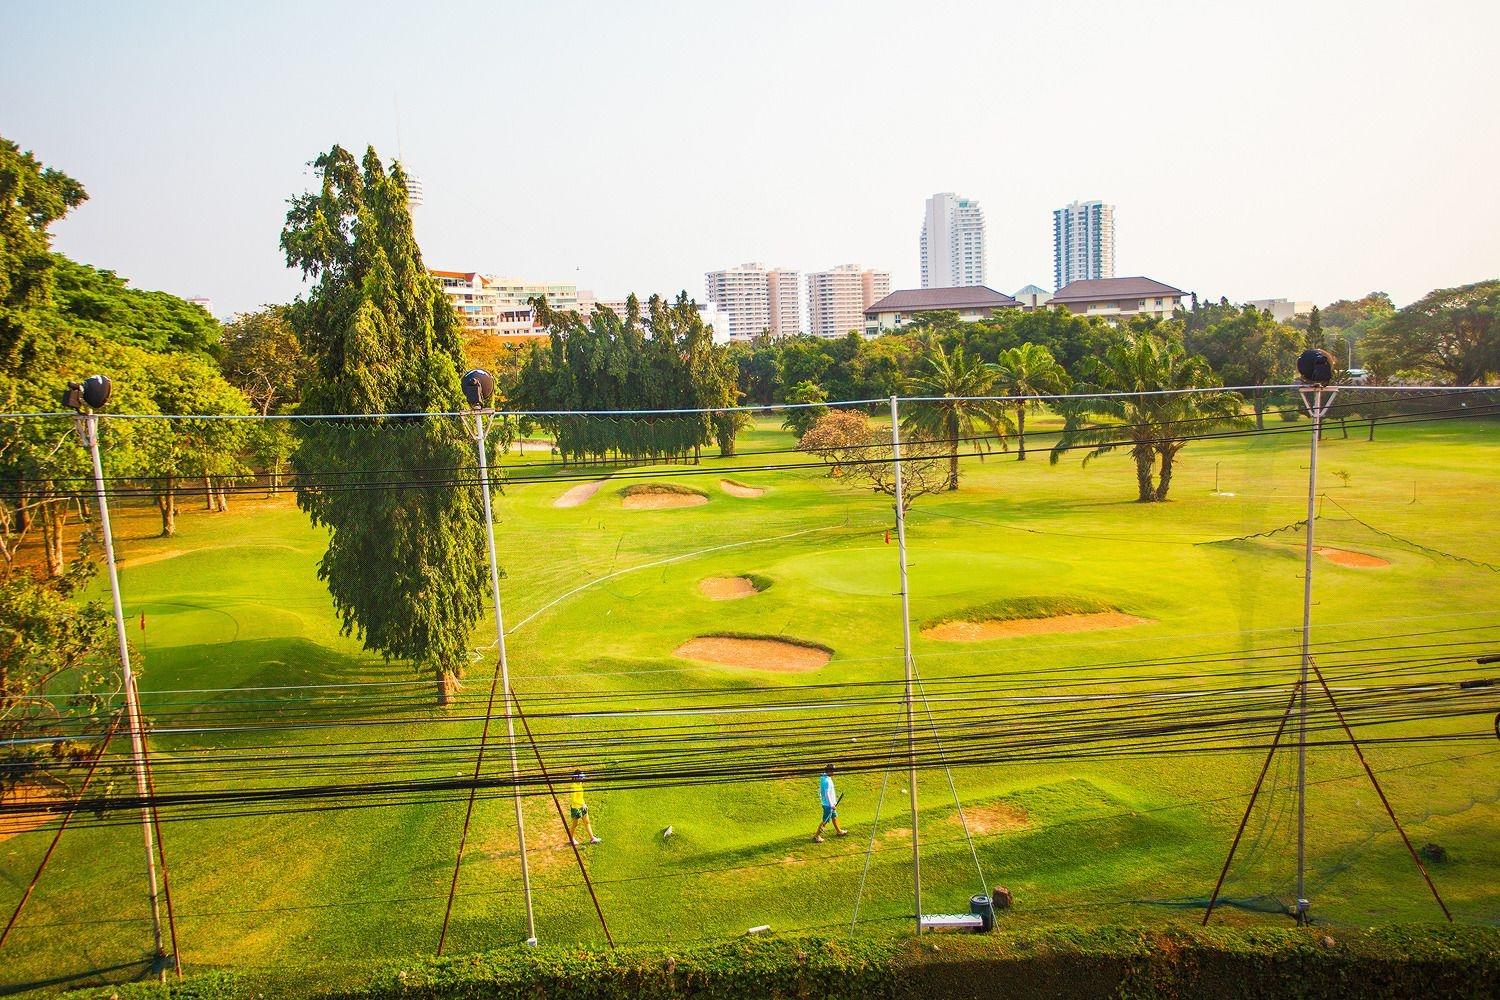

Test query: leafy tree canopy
[1364,280,1500,386]
[281,144,487,703]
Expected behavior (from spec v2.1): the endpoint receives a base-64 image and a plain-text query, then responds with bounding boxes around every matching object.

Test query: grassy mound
[617,482,710,498]
[921,595,1117,630]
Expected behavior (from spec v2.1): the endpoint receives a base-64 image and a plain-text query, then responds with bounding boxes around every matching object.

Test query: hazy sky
[4,0,1496,318]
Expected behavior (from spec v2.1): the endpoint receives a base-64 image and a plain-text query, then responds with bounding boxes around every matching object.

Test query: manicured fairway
[3,414,1498,993]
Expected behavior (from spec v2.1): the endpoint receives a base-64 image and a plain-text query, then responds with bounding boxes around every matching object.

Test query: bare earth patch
[674,636,831,672]
[0,785,62,841]
[1316,546,1389,568]
[720,479,765,498]
[622,492,709,510]
[700,576,760,600]
[953,802,1030,835]
[553,480,605,508]
[923,612,1151,642]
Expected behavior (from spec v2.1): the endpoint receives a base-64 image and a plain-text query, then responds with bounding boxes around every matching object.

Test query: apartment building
[431,270,588,345]
[1244,298,1314,321]
[806,265,893,338]
[1053,200,1116,290]
[920,192,987,289]
[704,263,801,339]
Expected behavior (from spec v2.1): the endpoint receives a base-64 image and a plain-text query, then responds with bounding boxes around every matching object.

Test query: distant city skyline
[4,2,1496,316]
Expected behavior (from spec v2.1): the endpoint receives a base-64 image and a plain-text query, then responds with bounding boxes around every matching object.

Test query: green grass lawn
[3,415,1499,994]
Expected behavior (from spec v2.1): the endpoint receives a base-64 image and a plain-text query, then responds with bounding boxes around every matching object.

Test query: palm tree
[901,344,1014,490]
[993,343,1071,460]
[1049,333,1246,502]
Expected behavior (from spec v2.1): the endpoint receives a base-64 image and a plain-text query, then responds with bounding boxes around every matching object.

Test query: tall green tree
[993,343,1070,459]
[281,145,487,705]
[1051,333,1245,502]
[1307,305,1324,349]
[1184,306,1302,427]
[0,137,87,368]
[1364,280,1500,385]
[900,344,1014,490]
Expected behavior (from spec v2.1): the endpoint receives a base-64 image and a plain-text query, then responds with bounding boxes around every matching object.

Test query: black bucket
[969,893,994,932]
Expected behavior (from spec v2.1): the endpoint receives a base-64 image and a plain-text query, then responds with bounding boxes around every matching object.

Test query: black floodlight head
[461,369,494,409]
[82,375,112,409]
[60,382,85,411]
[1297,349,1334,387]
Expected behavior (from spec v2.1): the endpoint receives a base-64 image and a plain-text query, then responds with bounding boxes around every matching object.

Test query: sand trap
[720,479,765,498]
[0,786,62,841]
[622,491,709,510]
[699,576,761,600]
[1316,547,1389,568]
[952,802,1029,835]
[923,612,1150,642]
[553,480,605,508]
[674,636,831,672]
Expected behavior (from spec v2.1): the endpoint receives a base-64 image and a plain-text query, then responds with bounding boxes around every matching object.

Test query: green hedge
[79,925,1500,1000]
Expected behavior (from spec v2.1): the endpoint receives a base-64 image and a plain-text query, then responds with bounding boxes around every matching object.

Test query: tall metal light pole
[463,371,536,944]
[65,378,168,965]
[1294,351,1337,925]
[888,396,922,933]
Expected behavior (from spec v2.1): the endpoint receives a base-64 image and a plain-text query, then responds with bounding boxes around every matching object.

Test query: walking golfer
[567,771,601,846]
[813,764,847,842]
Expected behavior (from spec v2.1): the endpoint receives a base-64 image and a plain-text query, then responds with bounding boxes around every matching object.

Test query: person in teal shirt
[813,763,847,842]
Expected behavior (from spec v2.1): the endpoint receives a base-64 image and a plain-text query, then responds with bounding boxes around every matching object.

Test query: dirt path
[553,480,605,508]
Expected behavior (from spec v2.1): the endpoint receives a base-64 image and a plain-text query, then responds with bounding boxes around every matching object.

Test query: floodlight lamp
[82,375,112,409]
[1296,349,1333,387]
[461,369,494,409]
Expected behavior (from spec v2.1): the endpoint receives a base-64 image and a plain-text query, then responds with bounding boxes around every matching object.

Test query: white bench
[919,913,986,933]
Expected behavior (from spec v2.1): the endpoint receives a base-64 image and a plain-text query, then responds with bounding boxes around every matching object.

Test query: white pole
[79,412,167,961]
[472,412,537,944]
[889,396,921,933]
[1295,385,1336,924]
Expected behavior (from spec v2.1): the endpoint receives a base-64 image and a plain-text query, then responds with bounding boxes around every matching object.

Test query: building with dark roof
[863,285,1019,334]
[1048,276,1185,322]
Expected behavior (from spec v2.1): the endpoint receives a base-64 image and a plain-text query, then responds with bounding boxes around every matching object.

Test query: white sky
[3,0,1496,317]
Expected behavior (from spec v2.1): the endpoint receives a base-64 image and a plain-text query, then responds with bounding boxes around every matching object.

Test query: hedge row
[82,925,1500,999]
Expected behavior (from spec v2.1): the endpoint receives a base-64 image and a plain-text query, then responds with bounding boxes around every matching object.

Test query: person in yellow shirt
[567,771,601,846]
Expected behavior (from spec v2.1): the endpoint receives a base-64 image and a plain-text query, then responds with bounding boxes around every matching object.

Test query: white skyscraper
[704,263,801,339]
[919,192,987,289]
[806,265,892,338]
[1053,200,1116,290]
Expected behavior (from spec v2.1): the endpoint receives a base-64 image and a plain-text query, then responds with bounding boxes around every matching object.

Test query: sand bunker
[923,612,1150,642]
[699,576,761,600]
[1316,547,1389,568]
[953,802,1029,835]
[0,786,61,841]
[553,480,604,508]
[674,636,831,672]
[720,479,765,498]
[622,490,709,510]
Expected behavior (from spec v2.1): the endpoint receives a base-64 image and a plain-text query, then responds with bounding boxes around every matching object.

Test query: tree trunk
[214,478,229,512]
[1253,395,1265,430]
[947,412,959,490]
[157,483,177,538]
[203,475,215,510]
[1134,448,1156,503]
[1154,449,1176,502]
[1368,417,1376,442]
[1016,405,1027,460]
[41,500,66,579]
[434,668,457,707]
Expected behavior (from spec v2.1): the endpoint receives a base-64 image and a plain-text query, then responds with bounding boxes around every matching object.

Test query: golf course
[2,408,1498,994]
